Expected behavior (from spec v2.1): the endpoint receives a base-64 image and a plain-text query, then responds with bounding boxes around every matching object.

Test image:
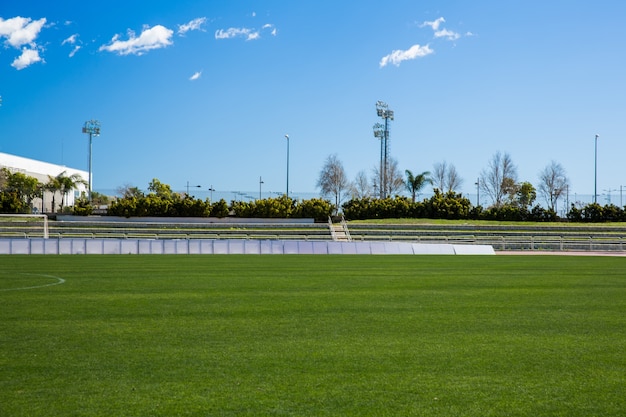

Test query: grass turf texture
[1,255,624,416]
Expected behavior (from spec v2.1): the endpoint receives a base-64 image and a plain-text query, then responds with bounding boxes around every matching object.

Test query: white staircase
[328,216,352,242]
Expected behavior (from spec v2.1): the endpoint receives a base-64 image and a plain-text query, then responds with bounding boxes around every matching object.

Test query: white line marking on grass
[0,273,66,292]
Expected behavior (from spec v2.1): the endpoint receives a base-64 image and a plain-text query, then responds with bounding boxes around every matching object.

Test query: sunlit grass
[1,255,624,416]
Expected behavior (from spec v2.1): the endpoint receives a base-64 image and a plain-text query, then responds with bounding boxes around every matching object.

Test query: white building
[0,152,88,213]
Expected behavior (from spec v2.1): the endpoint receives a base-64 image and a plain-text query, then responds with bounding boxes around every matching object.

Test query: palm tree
[46,171,87,213]
[405,170,432,203]
[45,175,62,213]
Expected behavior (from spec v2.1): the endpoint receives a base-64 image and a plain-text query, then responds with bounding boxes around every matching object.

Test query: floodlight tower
[594,134,599,204]
[373,123,385,198]
[82,120,101,202]
[374,101,394,199]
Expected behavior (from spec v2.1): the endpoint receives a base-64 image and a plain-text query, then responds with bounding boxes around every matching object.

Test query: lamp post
[475,178,480,207]
[82,120,101,202]
[186,181,201,196]
[284,134,290,198]
[259,176,264,200]
[208,185,215,202]
[603,188,618,204]
[594,134,599,204]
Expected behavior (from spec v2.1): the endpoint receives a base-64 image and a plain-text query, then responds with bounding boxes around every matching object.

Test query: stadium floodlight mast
[372,123,385,198]
[594,134,599,204]
[82,120,101,202]
[374,101,394,199]
[284,134,290,198]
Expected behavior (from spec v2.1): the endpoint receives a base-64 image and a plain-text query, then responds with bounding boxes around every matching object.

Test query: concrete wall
[0,238,495,255]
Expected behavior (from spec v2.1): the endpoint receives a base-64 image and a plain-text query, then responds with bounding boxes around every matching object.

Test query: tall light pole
[594,134,599,204]
[373,123,384,198]
[374,101,394,199]
[208,185,215,203]
[82,120,101,202]
[259,176,264,200]
[475,178,480,207]
[284,134,290,198]
[186,181,201,196]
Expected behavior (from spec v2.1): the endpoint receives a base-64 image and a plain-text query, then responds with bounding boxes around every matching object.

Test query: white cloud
[99,25,174,56]
[215,27,258,41]
[69,45,81,58]
[11,47,43,70]
[434,28,460,41]
[62,34,82,57]
[189,71,201,81]
[62,33,78,45]
[421,17,461,41]
[0,16,47,48]
[262,23,277,36]
[421,17,445,31]
[379,44,433,67]
[178,17,207,35]
[215,24,276,41]
[0,16,47,69]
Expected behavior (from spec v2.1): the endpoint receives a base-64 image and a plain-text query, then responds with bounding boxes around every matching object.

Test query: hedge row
[103,195,333,221]
[342,191,626,223]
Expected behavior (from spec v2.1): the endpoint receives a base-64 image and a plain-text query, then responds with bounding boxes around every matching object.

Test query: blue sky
[1,1,625,205]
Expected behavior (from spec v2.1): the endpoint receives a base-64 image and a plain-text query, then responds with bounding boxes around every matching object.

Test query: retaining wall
[0,238,495,255]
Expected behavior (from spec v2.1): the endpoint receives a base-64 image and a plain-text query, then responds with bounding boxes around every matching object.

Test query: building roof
[0,152,88,181]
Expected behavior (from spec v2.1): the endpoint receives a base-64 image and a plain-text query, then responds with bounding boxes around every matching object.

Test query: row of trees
[316,151,570,213]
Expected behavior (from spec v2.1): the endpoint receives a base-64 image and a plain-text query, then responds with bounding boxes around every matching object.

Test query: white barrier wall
[0,238,495,255]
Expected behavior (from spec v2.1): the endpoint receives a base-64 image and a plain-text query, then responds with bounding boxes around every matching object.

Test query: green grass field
[1,255,624,416]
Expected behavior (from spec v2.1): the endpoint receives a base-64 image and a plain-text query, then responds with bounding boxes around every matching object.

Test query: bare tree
[317,154,350,211]
[539,161,569,211]
[350,170,371,199]
[433,161,464,192]
[446,164,463,192]
[432,162,446,191]
[116,183,144,199]
[387,158,405,197]
[480,151,517,207]
[371,157,405,198]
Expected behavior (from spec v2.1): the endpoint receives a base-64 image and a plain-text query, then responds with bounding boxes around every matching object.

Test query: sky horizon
[1,1,625,207]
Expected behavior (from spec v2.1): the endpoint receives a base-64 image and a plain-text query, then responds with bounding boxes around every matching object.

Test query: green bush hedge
[106,194,333,221]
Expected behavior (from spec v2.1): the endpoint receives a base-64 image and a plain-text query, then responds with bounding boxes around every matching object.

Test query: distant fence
[0,238,494,255]
[351,234,626,252]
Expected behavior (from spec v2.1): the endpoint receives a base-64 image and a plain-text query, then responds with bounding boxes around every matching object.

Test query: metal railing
[348,233,626,252]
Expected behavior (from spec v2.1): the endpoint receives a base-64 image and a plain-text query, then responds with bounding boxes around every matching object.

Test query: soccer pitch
[1,255,625,416]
